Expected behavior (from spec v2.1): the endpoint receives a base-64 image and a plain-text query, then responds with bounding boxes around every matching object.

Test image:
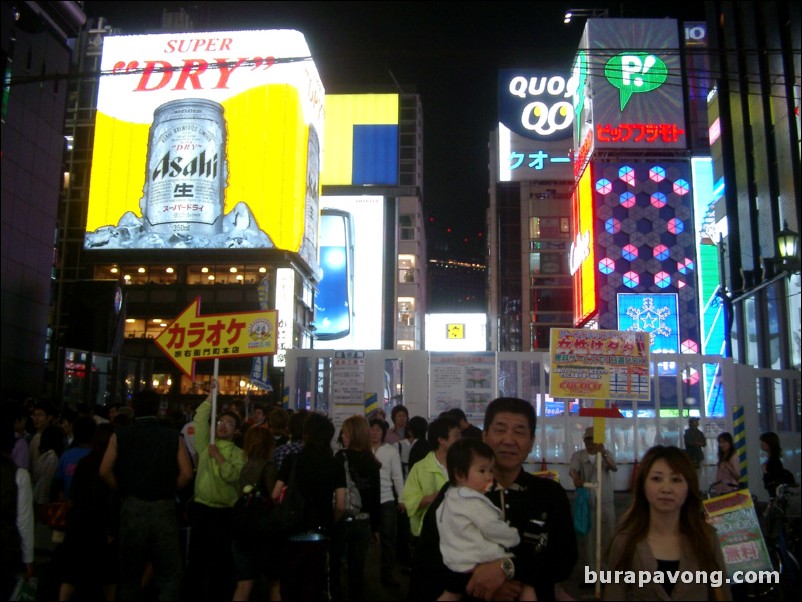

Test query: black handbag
[265,455,305,536]
[231,463,274,541]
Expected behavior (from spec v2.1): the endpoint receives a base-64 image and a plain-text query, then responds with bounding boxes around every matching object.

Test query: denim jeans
[330,516,371,601]
[118,497,183,601]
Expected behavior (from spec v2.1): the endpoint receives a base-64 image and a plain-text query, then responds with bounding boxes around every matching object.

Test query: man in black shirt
[100,390,194,601]
[446,408,483,440]
[412,397,577,601]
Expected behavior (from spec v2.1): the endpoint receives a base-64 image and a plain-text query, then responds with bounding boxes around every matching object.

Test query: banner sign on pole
[155,297,277,378]
[549,329,650,401]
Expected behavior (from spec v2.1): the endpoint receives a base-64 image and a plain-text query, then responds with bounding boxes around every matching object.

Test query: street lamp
[777,221,800,274]
[716,234,734,358]
[564,8,609,23]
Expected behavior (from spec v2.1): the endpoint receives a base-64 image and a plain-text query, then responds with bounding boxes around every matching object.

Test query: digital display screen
[315,210,353,340]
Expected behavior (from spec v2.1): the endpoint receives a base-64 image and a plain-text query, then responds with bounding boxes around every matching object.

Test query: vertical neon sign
[572,164,596,324]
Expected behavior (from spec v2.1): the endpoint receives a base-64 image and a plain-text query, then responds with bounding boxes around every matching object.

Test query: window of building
[397,297,415,326]
[529,252,569,276]
[151,373,173,395]
[532,289,573,313]
[529,216,570,240]
[399,214,416,241]
[124,318,167,339]
[398,254,416,282]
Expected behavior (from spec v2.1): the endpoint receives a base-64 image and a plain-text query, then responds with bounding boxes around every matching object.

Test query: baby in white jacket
[436,438,536,601]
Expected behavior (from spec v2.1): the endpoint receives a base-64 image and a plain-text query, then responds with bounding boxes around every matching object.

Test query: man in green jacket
[184,385,247,600]
[401,415,460,537]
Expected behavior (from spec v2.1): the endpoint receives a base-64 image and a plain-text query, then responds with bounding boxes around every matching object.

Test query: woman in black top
[273,413,345,600]
[331,415,381,601]
[760,431,794,497]
[232,426,278,601]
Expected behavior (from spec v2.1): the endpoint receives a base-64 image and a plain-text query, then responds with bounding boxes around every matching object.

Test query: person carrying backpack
[331,415,380,601]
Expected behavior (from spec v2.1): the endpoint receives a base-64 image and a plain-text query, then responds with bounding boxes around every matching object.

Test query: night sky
[82,1,706,261]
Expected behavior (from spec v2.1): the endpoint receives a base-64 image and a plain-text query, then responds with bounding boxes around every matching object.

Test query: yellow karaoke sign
[155,298,277,378]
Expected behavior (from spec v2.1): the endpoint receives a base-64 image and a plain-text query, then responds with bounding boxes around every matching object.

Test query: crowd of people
[1,391,796,601]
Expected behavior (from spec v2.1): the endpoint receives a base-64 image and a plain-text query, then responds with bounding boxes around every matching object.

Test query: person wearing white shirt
[2,425,35,600]
[369,418,406,588]
[569,426,617,571]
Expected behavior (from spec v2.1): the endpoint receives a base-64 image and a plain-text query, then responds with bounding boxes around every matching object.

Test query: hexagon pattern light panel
[592,161,699,352]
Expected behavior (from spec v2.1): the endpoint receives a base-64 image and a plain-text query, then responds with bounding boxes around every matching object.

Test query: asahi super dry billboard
[85,30,324,266]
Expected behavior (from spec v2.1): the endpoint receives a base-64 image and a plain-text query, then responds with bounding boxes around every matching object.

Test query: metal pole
[595,449,602,599]
[717,235,733,358]
[210,358,219,445]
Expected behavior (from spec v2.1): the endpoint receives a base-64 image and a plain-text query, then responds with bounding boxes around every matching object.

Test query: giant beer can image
[140,98,229,238]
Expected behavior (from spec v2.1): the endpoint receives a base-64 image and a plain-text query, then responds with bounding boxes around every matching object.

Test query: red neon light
[596,123,685,143]
[573,130,594,177]
[572,165,596,325]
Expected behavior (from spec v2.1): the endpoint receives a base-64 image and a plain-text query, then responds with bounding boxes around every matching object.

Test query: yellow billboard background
[87,84,308,252]
[321,94,398,186]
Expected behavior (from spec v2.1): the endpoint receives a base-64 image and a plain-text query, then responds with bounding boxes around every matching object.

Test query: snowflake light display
[625,296,672,345]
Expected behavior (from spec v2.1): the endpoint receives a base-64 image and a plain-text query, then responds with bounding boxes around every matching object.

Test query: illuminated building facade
[489,8,799,427]
[488,69,576,351]
[705,1,801,404]
[51,17,426,409]
[490,20,705,360]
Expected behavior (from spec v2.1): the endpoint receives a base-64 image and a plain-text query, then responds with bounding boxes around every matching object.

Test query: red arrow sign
[578,404,624,419]
[154,297,278,378]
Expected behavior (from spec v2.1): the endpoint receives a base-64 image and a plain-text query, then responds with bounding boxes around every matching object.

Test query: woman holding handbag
[232,426,278,601]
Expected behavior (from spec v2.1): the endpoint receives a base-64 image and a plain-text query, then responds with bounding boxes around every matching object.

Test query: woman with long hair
[272,413,346,600]
[712,432,741,495]
[603,446,731,601]
[331,415,381,601]
[232,425,279,601]
[759,432,793,497]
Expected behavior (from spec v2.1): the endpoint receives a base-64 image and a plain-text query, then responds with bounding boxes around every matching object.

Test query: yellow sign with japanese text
[549,329,650,401]
[155,297,277,377]
[703,489,773,578]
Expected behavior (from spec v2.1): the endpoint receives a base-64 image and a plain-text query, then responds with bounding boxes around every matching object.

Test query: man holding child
[411,397,577,601]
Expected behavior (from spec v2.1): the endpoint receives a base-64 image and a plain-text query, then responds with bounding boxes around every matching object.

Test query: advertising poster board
[314,195,385,350]
[549,329,649,401]
[332,351,366,425]
[85,30,324,257]
[703,490,774,577]
[429,352,496,419]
